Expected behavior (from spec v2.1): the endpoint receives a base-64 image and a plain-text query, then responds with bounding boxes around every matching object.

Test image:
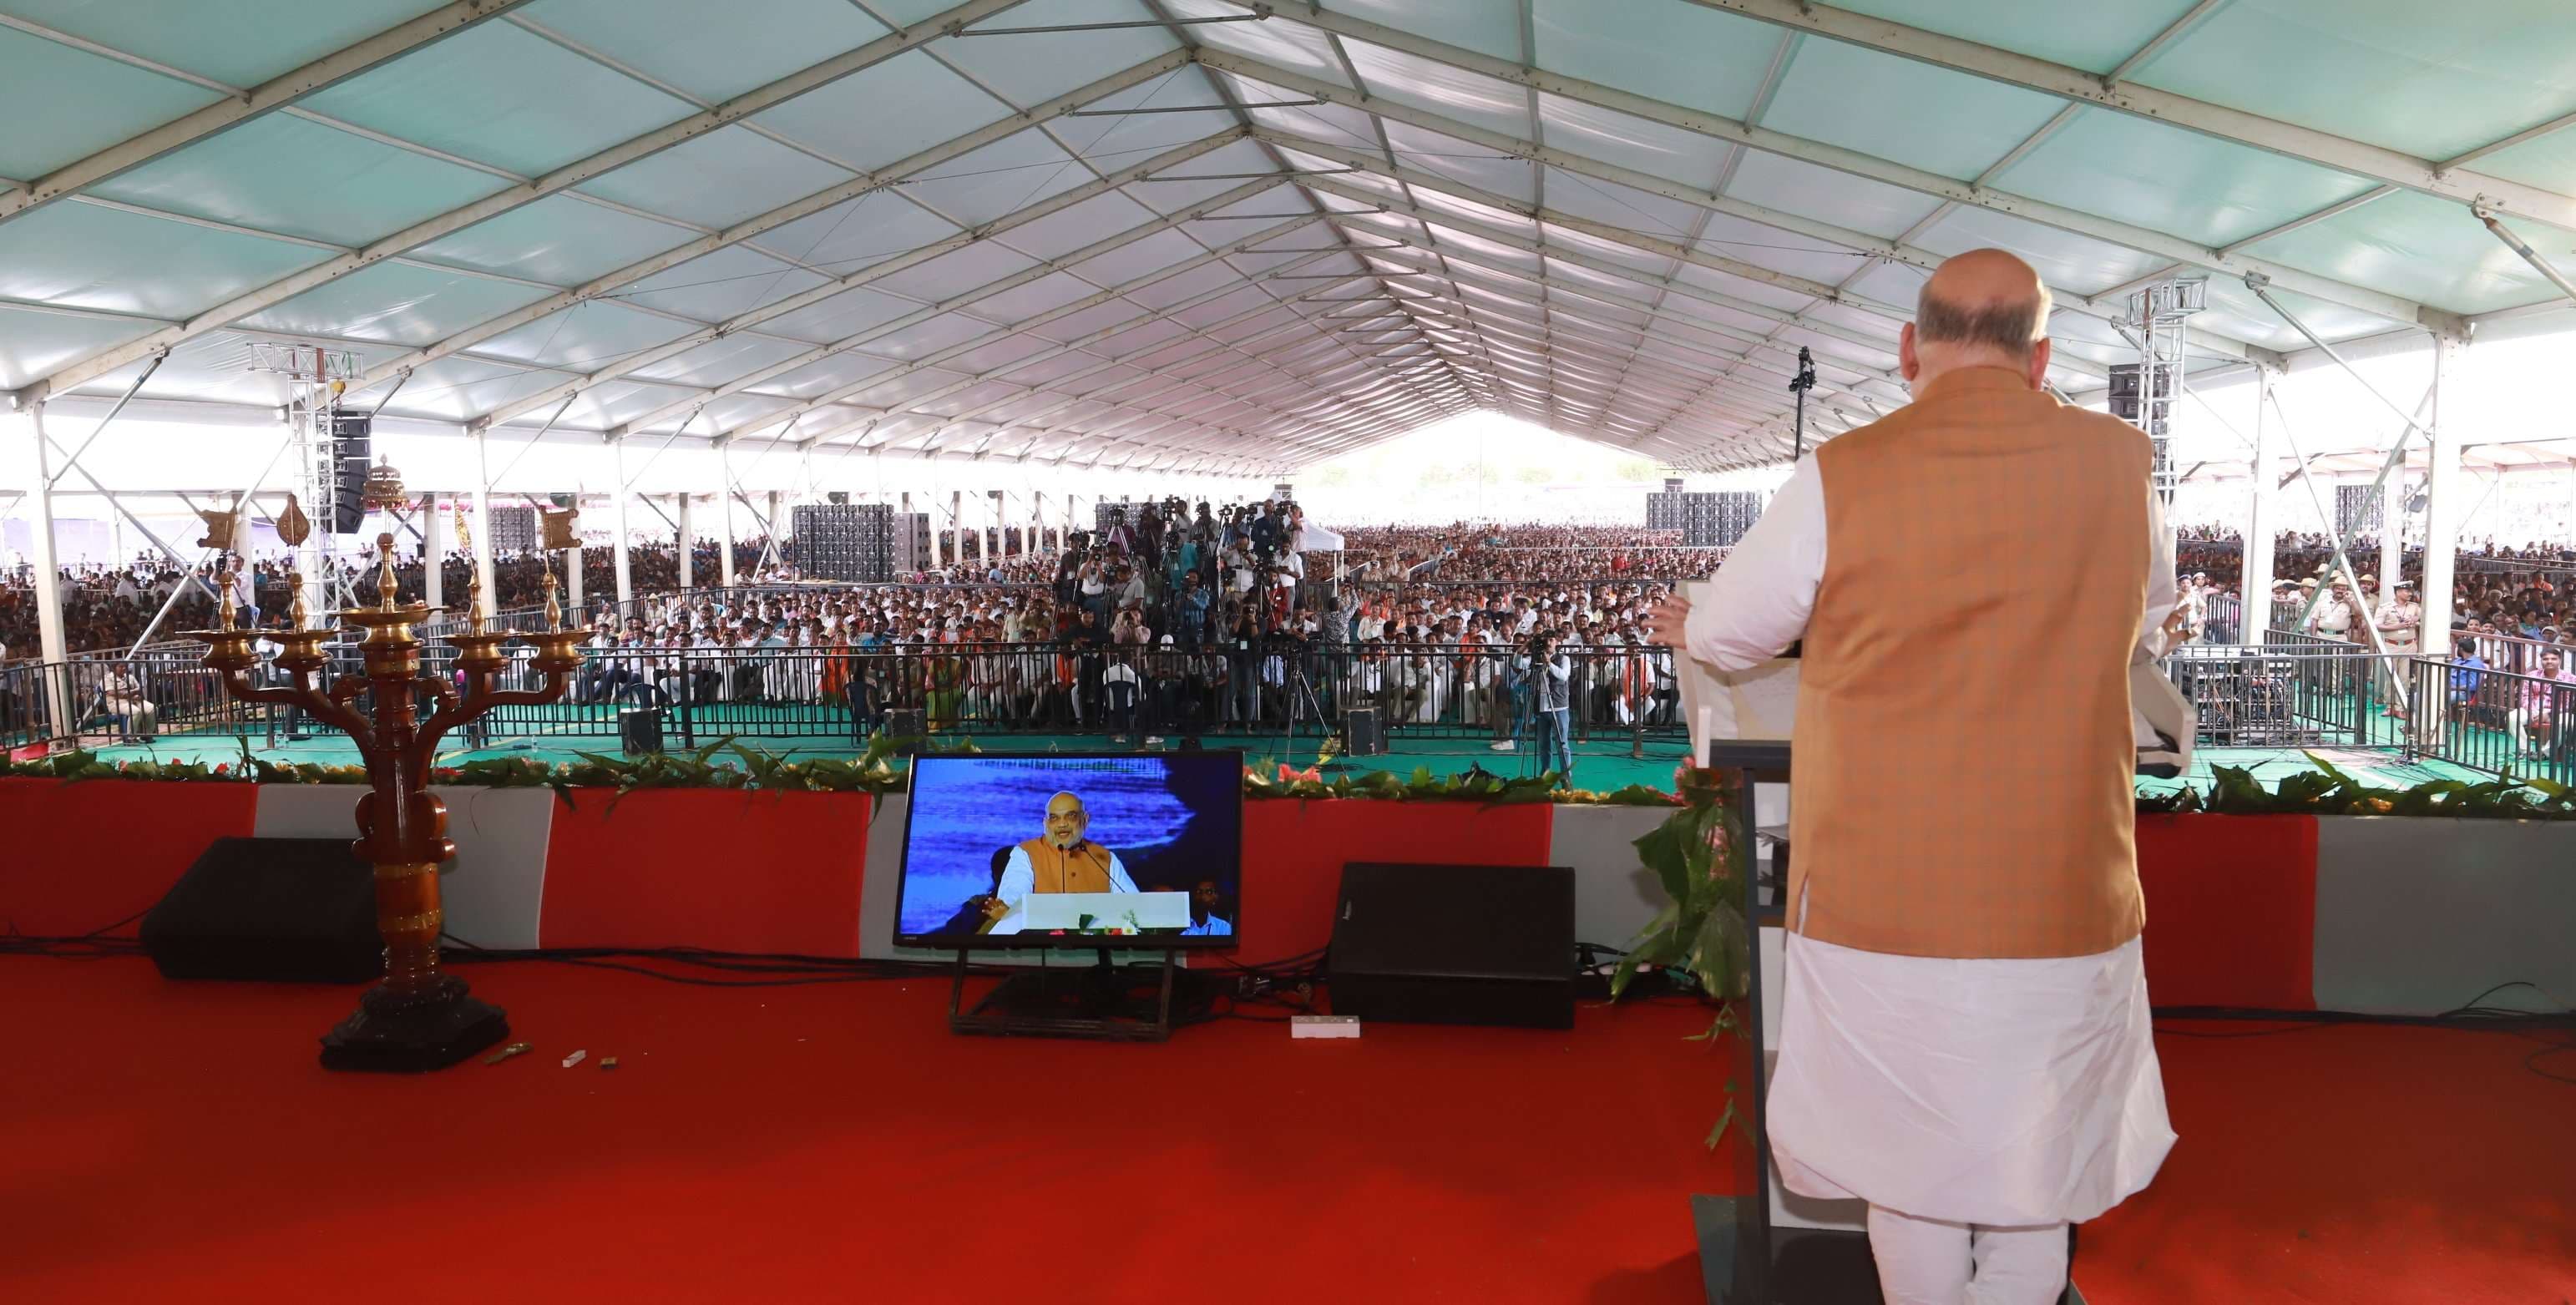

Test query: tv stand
[947,948,1221,1042]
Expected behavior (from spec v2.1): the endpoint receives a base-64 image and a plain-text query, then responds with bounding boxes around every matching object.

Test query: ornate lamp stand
[189,534,586,1071]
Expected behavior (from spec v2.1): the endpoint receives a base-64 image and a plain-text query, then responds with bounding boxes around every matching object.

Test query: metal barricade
[2408,656,2576,785]
[2167,644,2414,749]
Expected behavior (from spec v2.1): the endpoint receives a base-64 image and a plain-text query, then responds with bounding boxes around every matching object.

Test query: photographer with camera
[1517,628,1574,778]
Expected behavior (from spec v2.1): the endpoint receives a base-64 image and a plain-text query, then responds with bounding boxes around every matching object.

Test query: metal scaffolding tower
[251,342,362,613]
[2113,277,2207,502]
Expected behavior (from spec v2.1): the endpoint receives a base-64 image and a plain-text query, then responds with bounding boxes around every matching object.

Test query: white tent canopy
[3,0,2573,480]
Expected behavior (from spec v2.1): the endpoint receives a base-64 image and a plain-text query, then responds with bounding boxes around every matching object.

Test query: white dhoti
[1767,932,2174,1227]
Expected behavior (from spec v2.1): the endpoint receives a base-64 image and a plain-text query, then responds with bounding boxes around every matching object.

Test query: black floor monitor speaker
[140,837,380,983]
[620,706,664,756]
[1329,862,1575,1029]
[1343,705,1386,756]
[883,707,927,751]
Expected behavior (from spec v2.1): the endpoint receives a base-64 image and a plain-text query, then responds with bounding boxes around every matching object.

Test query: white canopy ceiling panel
[2477,124,2576,196]
[1536,94,1733,193]
[299,22,696,178]
[1065,226,1217,286]
[627,334,818,391]
[994,192,1162,261]
[1327,0,1521,63]
[1657,291,1802,341]
[387,357,578,423]
[471,299,697,373]
[1536,168,1708,243]
[2133,0,2576,164]
[1157,0,1350,84]
[1719,149,1945,243]
[1307,190,1379,217]
[0,306,152,390]
[843,365,974,407]
[752,49,1007,172]
[518,0,890,104]
[1022,299,1150,344]
[1339,40,1533,143]
[1531,0,1777,119]
[686,391,803,434]
[1416,223,1543,278]
[1542,255,1664,303]
[986,351,1101,388]
[964,271,1105,326]
[2189,277,2367,354]
[1120,261,1253,311]
[8,0,457,86]
[86,115,509,249]
[234,261,553,346]
[0,24,225,180]
[1375,122,1534,202]
[1217,73,1389,155]
[932,0,1177,105]
[899,130,1091,228]
[1126,139,1293,214]
[868,244,1042,301]
[1804,0,2200,77]
[914,379,1026,416]
[757,191,959,274]
[755,352,894,400]
[527,377,701,432]
[1759,36,2068,184]
[757,284,942,346]
[1911,204,2176,299]
[1996,108,2381,251]
[847,310,1014,361]
[1088,319,1191,359]
[1663,257,1824,314]
[2239,192,2560,318]
[0,203,338,325]
[574,125,854,230]
[1409,186,1537,235]
[613,247,832,324]
[412,196,695,286]
[1538,225,1684,279]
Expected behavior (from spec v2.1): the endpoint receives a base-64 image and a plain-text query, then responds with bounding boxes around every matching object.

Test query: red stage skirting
[1,778,2327,1010]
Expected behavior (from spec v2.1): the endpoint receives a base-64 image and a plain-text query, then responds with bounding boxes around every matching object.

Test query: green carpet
[82,725,1696,792]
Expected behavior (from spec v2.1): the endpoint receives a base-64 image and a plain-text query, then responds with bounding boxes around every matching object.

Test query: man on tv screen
[983,792,1139,934]
[1180,878,1232,937]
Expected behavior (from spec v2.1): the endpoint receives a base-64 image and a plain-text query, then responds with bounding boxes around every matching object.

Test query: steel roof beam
[0,1,539,226]
[1679,0,2576,235]
[8,0,1060,408]
[1195,28,2442,336]
[1229,61,2278,367]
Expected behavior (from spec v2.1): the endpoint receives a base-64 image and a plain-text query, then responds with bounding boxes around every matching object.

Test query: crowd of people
[10,496,2570,768]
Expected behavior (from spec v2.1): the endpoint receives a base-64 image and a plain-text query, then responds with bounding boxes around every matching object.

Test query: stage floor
[2,957,2566,1303]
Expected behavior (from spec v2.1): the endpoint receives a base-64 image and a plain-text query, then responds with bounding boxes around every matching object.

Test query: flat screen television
[894,751,1244,950]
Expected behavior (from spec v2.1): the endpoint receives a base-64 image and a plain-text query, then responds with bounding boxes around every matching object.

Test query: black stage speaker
[883,707,927,751]
[140,837,380,983]
[1343,705,1386,756]
[1328,862,1574,1029]
[619,706,664,756]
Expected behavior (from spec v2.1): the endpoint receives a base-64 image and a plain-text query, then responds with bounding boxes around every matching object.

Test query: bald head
[1900,249,2053,392]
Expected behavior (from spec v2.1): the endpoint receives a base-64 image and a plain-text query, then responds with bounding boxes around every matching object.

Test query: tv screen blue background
[898,754,1243,941]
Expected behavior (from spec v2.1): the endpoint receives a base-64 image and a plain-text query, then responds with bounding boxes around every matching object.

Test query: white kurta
[1683,457,2179,1226]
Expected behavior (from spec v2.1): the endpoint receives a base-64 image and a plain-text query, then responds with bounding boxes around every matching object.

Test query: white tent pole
[2419,331,2467,663]
[676,493,694,591]
[2241,367,2277,636]
[18,407,73,727]
[469,429,496,627]
[716,441,736,588]
[421,491,443,612]
[610,437,633,607]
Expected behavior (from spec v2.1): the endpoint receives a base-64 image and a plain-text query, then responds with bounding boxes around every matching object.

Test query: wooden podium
[1692,739,2087,1305]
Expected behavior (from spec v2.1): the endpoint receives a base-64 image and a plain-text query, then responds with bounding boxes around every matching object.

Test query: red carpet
[1,958,2567,1304]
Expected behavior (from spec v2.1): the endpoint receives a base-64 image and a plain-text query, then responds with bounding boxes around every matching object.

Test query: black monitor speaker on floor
[1343,706,1386,756]
[1328,862,1574,1029]
[140,837,380,984]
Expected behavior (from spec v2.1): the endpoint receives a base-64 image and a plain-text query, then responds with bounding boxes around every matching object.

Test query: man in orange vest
[1649,249,2176,1304]
[982,792,1138,935]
